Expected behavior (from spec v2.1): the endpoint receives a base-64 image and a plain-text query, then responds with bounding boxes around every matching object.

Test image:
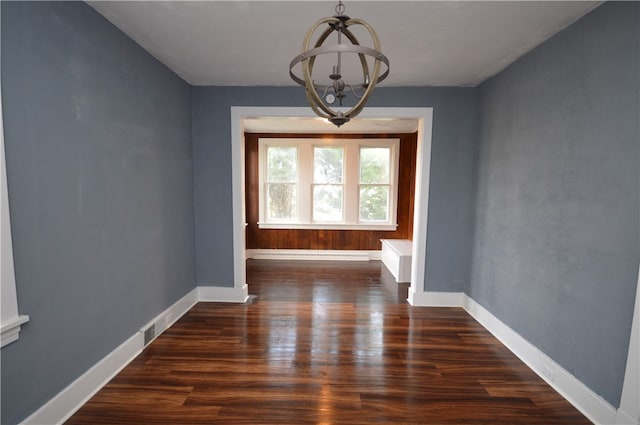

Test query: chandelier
[289,1,390,127]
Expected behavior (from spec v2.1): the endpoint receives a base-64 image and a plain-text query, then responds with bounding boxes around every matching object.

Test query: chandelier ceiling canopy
[289,1,390,127]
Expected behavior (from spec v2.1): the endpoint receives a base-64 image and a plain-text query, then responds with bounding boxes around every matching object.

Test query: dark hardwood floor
[67,260,591,424]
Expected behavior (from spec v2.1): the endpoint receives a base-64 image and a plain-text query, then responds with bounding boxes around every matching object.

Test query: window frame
[258,138,400,231]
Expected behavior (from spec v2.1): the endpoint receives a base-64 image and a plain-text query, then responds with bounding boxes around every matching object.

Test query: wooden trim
[410,291,620,425]
[463,296,617,425]
[197,285,249,303]
[1,92,29,348]
[616,265,640,425]
[0,315,29,348]
[22,289,199,425]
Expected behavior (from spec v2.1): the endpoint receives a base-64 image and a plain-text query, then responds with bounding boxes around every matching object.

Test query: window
[258,138,400,230]
[313,146,344,222]
[359,147,391,222]
[265,146,297,222]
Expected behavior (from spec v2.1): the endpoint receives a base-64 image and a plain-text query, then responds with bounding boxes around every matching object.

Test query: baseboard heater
[245,249,381,261]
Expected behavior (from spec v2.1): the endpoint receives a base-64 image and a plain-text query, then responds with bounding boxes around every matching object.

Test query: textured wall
[192,86,477,291]
[470,2,639,407]
[1,2,195,423]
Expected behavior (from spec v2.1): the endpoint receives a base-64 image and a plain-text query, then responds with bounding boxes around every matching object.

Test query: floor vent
[143,324,156,346]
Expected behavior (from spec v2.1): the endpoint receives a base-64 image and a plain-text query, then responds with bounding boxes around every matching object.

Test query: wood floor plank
[66,259,591,424]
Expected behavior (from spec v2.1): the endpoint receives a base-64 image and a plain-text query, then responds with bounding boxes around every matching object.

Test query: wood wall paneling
[244,132,418,250]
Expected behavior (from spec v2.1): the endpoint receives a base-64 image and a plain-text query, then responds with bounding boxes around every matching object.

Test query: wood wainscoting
[245,132,417,250]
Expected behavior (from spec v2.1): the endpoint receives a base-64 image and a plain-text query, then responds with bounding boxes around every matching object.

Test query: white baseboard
[20,285,630,425]
[246,249,381,261]
[21,331,143,425]
[197,284,248,303]
[140,288,199,344]
[20,284,251,424]
[407,289,622,424]
[616,266,640,425]
[462,296,618,425]
[408,290,465,307]
[616,409,638,425]
[21,288,199,425]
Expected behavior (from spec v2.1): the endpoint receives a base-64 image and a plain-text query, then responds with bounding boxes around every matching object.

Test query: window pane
[314,147,343,184]
[360,147,390,184]
[313,185,343,222]
[267,147,297,182]
[267,183,296,219]
[359,186,389,221]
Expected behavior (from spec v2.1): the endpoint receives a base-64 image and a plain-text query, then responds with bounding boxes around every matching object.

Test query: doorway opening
[230,107,433,305]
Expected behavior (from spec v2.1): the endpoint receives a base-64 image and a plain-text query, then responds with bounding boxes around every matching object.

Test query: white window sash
[258,138,400,230]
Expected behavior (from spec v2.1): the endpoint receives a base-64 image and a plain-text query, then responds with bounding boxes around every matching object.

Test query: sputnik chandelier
[289,1,390,127]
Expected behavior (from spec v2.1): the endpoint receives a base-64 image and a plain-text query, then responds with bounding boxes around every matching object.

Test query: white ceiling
[87,0,600,132]
[88,1,599,87]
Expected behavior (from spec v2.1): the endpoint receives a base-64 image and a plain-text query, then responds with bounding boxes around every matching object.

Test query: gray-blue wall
[470,1,639,407]
[4,0,635,422]
[1,2,195,423]
[192,86,477,292]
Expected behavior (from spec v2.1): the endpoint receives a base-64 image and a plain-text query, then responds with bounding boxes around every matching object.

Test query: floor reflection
[68,259,591,424]
[249,259,408,423]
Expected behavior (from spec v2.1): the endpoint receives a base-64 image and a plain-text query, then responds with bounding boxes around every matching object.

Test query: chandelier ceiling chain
[289,1,390,127]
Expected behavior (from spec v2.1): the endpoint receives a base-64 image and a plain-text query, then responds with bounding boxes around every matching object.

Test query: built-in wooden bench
[380,239,412,283]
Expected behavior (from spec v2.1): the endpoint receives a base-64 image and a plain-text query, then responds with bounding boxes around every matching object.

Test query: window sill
[257,223,398,231]
[1,315,30,348]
